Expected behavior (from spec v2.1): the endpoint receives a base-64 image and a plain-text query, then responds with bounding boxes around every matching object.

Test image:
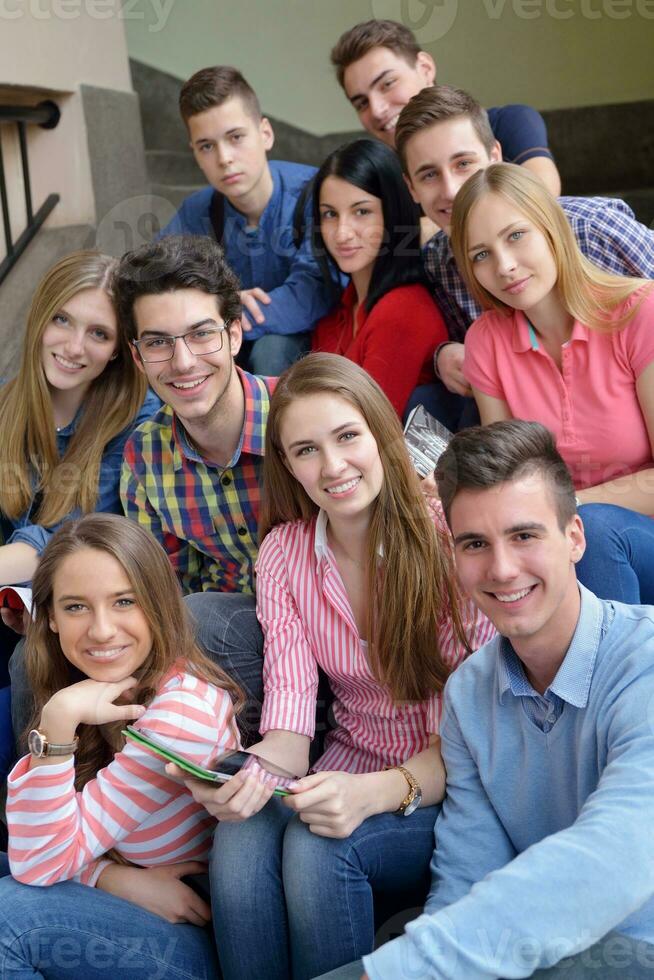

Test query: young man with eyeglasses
[115,235,274,600]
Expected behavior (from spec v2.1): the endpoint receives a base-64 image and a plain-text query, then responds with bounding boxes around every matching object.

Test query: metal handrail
[0,100,61,286]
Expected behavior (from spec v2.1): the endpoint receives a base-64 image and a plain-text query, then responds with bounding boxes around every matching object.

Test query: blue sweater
[365,585,654,979]
[159,159,334,340]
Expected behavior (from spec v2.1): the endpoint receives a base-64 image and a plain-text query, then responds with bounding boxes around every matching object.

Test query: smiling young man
[114,235,274,600]
[394,84,654,429]
[319,420,654,980]
[330,18,561,197]
[159,66,334,375]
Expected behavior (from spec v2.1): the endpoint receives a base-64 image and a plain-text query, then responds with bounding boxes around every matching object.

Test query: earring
[109,352,118,361]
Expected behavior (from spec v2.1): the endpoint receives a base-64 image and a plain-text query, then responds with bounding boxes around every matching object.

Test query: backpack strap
[292,176,315,250]
[209,190,225,243]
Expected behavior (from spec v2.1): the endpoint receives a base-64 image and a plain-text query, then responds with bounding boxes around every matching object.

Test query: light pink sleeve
[621,285,654,378]
[257,529,319,738]
[464,313,507,399]
[6,679,235,886]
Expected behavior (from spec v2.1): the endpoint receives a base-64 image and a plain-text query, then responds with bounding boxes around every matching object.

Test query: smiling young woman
[177,353,495,980]
[310,139,448,418]
[0,514,243,979]
[449,163,654,603]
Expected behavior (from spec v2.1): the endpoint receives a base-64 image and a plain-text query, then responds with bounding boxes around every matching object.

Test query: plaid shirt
[121,369,275,595]
[424,196,654,342]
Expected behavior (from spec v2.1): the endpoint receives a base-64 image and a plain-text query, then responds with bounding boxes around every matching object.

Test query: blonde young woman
[0,250,158,780]
[0,250,159,585]
[177,353,495,980]
[0,514,243,979]
[450,162,654,603]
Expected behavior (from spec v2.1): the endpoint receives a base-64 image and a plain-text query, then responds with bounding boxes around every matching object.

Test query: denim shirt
[2,388,160,556]
[160,159,337,339]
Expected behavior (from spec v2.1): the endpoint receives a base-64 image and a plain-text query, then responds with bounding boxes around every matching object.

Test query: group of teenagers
[0,16,653,980]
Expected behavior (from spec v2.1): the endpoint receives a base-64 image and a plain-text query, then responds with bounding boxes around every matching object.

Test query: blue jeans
[210,796,438,980]
[239,330,311,376]
[577,504,654,605]
[316,933,654,978]
[184,592,264,745]
[0,866,218,979]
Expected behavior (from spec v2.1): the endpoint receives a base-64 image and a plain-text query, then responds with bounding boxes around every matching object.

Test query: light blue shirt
[364,585,654,979]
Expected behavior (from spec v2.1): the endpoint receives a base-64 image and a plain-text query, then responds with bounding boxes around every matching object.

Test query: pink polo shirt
[464,285,654,489]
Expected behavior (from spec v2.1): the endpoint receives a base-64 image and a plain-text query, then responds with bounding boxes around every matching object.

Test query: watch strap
[386,764,420,814]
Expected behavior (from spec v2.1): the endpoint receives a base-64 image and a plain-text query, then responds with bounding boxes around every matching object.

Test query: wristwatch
[28,728,79,758]
[388,765,423,816]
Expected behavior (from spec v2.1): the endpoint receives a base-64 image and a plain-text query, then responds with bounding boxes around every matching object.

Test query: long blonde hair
[0,251,147,525]
[25,514,243,791]
[450,163,652,331]
[260,353,470,702]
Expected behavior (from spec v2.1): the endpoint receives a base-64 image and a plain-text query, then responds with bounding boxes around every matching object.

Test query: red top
[312,282,448,416]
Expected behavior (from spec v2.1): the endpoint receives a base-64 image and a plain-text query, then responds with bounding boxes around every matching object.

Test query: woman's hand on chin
[283,770,375,838]
[42,676,146,732]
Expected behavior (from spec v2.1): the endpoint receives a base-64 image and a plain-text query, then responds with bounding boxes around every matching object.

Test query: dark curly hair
[113,234,242,341]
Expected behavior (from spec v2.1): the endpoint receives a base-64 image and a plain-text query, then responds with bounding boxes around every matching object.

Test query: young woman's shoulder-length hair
[25,514,242,790]
[0,250,148,525]
[450,163,650,331]
[311,138,425,313]
[260,353,471,702]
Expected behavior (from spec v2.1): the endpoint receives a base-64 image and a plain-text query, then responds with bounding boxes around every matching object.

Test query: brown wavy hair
[260,353,471,702]
[24,514,243,792]
[0,250,147,525]
[450,163,652,331]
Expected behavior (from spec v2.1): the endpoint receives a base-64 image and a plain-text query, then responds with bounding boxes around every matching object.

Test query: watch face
[403,790,422,817]
[28,729,45,757]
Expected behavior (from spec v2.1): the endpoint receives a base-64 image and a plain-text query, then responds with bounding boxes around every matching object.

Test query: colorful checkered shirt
[424,196,654,342]
[121,369,275,595]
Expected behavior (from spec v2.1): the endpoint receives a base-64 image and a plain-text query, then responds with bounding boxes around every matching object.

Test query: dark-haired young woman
[311,138,448,417]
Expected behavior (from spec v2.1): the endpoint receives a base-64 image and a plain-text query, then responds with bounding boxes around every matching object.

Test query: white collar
[313,509,383,562]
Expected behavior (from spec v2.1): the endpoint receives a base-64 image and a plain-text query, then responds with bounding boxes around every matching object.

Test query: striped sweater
[7,664,238,886]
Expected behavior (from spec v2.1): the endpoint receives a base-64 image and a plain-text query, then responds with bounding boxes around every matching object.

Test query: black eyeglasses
[132,323,229,362]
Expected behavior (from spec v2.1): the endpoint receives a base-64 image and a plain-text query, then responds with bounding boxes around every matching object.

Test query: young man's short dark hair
[435,419,577,531]
[179,65,261,124]
[396,84,496,171]
[330,19,421,88]
[113,235,242,341]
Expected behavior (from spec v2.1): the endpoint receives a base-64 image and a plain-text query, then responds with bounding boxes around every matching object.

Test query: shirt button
[221,475,232,486]
[237,526,248,537]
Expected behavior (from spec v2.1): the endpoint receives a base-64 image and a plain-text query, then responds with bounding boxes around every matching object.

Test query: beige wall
[125,0,654,135]
[0,3,133,250]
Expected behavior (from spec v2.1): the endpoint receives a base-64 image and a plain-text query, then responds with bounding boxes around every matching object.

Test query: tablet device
[123,725,294,797]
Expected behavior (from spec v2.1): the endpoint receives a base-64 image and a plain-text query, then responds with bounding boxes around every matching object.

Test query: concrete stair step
[150,182,204,212]
[146,149,201,186]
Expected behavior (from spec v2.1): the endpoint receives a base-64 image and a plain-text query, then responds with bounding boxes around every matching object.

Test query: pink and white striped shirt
[6,664,239,887]
[257,504,496,773]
